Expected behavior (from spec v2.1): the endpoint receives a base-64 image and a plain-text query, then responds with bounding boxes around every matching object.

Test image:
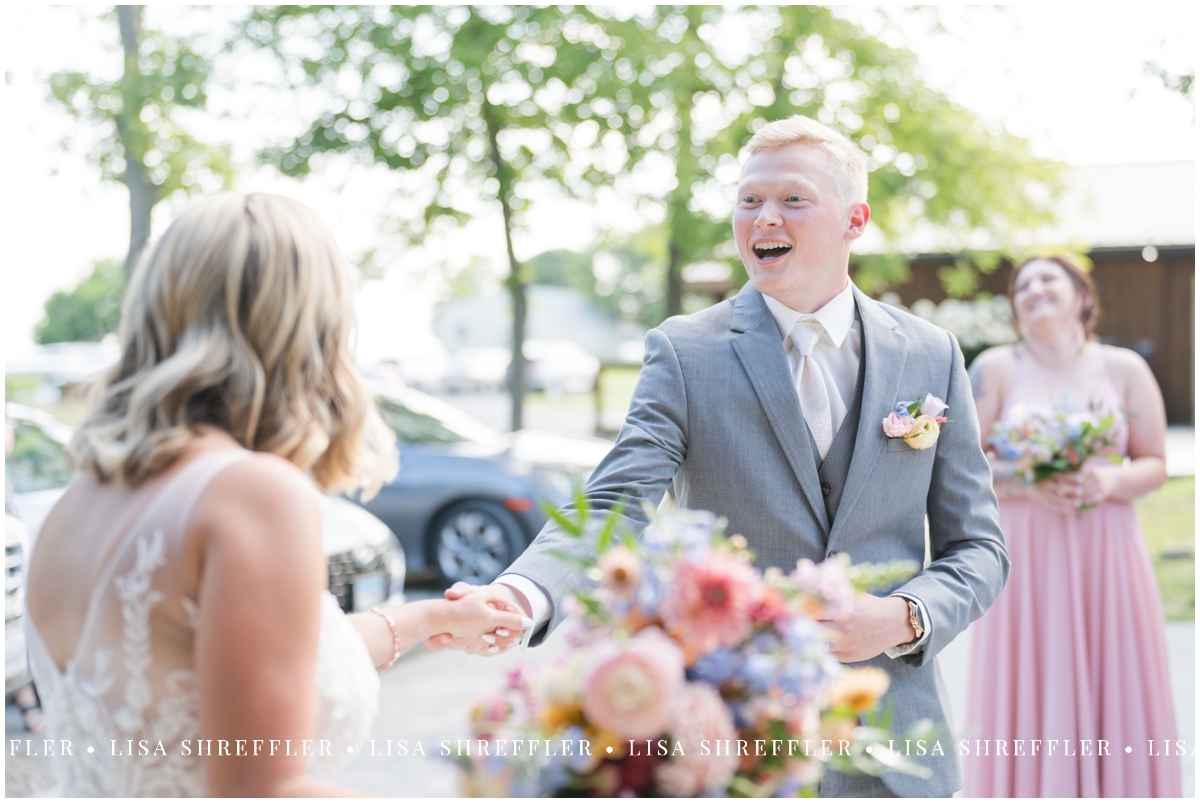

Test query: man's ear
[846,202,871,239]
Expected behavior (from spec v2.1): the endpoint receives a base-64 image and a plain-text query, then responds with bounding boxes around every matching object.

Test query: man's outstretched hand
[423,582,534,656]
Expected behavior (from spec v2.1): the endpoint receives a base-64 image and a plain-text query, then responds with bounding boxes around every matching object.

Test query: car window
[376,396,499,446]
[6,419,72,493]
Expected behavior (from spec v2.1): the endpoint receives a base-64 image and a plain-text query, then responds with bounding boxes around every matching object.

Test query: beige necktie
[789,318,833,460]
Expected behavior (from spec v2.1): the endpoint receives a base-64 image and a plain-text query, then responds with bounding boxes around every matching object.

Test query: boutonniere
[882,393,949,450]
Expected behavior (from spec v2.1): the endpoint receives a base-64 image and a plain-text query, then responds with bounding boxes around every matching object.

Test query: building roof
[1057,162,1194,248]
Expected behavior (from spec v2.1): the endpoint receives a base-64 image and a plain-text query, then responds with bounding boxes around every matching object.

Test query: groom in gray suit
[435,115,1009,797]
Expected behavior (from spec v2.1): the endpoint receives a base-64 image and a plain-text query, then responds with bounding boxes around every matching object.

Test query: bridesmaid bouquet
[455,502,933,797]
[988,401,1123,491]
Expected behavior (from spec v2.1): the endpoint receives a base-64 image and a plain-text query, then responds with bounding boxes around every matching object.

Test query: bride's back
[23,191,397,796]
[26,444,256,796]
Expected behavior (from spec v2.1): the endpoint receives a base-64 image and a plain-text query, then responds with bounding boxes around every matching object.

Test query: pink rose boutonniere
[883,393,949,450]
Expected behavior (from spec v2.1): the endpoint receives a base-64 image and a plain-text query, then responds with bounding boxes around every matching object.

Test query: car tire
[428,500,527,587]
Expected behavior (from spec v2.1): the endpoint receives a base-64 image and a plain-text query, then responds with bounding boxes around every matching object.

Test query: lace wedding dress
[25,450,380,797]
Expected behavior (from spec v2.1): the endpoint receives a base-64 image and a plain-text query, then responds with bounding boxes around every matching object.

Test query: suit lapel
[827,287,908,549]
[729,284,831,536]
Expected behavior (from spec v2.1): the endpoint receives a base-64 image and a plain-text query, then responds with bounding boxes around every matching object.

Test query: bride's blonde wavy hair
[72,192,398,497]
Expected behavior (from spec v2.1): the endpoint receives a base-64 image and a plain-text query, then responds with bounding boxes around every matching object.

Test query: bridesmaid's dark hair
[1008,256,1100,340]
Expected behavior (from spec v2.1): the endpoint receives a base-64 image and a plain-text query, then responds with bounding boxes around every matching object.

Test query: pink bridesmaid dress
[963,352,1182,797]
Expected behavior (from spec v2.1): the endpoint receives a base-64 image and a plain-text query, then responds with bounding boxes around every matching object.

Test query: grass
[1136,475,1196,620]
[524,366,642,418]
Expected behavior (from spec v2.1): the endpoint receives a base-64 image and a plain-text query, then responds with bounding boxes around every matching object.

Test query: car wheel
[429,500,527,586]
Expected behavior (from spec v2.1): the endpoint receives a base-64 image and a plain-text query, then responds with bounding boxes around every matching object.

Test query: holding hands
[422,582,533,655]
[354,583,531,668]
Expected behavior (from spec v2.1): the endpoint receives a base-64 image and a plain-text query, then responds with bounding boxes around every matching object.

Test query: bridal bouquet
[988,400,1122,490]
[456,503,932,797]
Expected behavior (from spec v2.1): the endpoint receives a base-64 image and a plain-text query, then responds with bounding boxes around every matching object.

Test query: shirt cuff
[884,593,930,659]
[496,573,551,646]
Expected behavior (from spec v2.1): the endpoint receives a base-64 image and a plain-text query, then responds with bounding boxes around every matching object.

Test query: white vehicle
[4,404,405,613]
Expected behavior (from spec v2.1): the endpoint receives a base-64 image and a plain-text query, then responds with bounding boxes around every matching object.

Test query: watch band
[907,599,925,642]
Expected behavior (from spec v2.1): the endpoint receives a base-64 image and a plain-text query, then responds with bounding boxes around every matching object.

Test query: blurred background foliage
[34,259,125,345]
[47,6,233,274]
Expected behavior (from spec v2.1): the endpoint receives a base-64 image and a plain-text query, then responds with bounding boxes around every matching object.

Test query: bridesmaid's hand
[1026,476,1080,514]
[1058,466,1120,508]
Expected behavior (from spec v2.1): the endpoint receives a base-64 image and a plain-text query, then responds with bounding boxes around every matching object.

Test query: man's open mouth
[752,241,793,262]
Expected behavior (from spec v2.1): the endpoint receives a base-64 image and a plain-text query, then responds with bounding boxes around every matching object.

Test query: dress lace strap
[169,449,253,533]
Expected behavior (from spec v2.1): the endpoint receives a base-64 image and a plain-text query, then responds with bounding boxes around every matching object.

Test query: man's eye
[741,196,759,204]
[788,195,803,203]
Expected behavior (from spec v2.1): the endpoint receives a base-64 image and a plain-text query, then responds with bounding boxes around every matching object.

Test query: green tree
[48,6,233,274]
[586,7,1063,309]
[34,259,125,344]
[245,5,638,429]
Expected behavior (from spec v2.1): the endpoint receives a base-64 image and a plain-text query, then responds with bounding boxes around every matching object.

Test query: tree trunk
[665,99,695,319]
[116,5,154,276]
[484,106,526,431]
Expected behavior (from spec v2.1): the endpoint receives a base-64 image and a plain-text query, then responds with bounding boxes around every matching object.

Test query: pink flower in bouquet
[597,545,642,598]
[791,558,855,621]
[654,682,739,796]
[660,551,760,654]
[582,627,684,740]
[882,412,913,438]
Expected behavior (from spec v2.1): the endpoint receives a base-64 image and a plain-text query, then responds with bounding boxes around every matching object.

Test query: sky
[3,5,1195,366]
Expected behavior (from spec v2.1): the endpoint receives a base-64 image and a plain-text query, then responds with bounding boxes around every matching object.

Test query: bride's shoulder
[188,452,322,559]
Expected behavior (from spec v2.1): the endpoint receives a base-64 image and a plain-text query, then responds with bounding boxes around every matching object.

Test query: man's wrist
[496,581,534,619]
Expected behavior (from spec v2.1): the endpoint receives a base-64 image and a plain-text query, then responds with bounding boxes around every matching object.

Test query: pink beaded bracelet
[370,607,401,669]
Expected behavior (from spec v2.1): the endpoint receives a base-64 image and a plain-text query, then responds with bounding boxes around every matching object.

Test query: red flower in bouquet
[660,551,760,656]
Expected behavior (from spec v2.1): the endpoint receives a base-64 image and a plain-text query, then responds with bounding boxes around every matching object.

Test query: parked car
[523,339,601,394]
[3,403,405,614]
[363,385,613,586]
[5,514,31,696]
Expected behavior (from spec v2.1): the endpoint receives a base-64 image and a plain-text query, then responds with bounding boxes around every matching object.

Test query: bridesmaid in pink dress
[963,256,1181,797]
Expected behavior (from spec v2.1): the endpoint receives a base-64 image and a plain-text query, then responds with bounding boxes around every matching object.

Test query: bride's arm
[188,454,366,797]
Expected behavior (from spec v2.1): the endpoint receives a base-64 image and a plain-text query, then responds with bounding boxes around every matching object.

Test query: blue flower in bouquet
[635,564,665,615]
[691,647,742,685]
[562,726,593,773]
[742,653,779,693]
[644,509,720,555]
[894,401,913,416]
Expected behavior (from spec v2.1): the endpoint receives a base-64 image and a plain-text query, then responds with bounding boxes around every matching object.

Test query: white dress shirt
[500,279,929,656]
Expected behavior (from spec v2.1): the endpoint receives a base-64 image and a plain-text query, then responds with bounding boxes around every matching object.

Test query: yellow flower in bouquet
[827,667,891,713]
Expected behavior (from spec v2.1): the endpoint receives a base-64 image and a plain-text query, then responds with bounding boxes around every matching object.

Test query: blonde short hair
[744,115,868,207]
[73,192,398,497]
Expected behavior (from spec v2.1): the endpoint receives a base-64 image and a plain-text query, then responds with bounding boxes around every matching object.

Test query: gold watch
[906,600,925,643]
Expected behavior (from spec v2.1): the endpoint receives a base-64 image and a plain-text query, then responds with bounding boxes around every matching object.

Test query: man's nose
[755,199,783,228]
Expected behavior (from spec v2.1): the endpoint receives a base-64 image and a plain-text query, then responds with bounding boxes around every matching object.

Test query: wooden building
[886,163,1195,423]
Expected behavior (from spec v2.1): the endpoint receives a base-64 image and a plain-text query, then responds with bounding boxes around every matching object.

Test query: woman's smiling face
[1011,258,1085,330]
[733,142,866,303]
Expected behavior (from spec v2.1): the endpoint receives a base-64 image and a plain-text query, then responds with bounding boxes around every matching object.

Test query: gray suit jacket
[506,282,1009,797]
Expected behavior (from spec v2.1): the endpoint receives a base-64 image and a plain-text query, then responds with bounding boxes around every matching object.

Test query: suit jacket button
[821,482,831,496]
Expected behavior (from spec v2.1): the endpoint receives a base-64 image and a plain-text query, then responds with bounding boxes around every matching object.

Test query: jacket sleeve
[504,326,689,645]
[890,330,1010,666]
